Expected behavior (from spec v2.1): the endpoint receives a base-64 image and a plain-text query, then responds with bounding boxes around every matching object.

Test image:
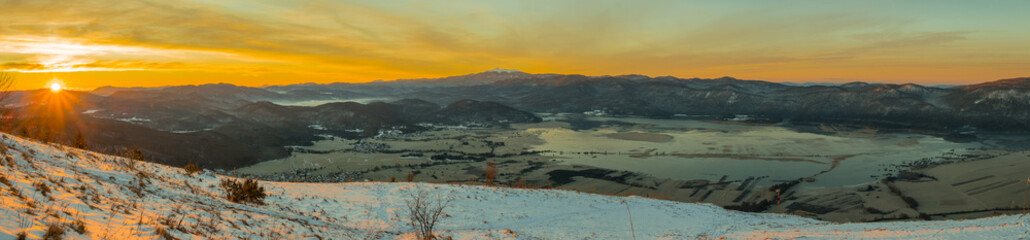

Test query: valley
[1,132,1024,239]
[234,114,1023,222]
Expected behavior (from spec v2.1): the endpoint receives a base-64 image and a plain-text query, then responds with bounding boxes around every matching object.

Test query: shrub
[902,196,920,209]
[15,232,26,240]
[220,178,267,204]
[865,207,886,214]
[43,223,64,240]
[0,175,11,186]
[68,220,86,234]
[723,199,773,212]
[513,177,527,188]
[120,147,145,161]
[34,182,51,198]
[183,162,200,175]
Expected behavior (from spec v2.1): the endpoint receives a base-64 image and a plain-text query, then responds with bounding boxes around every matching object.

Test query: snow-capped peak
[485,68,522,74]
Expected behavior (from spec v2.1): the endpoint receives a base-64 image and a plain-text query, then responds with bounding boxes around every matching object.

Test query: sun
[50,82,63,92]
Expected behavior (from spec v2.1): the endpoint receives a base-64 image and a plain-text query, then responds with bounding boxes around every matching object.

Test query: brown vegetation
[220,178,267,204]
[68,220,86,234]
[43,223,64,240]
[156,227,181,240]
[0,72,16,133]
[72,131,88,150]
[183,162,200,175]
[120,147,146,161]
[484,161,497,186]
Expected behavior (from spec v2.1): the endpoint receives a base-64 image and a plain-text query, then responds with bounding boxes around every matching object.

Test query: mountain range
[3,70,1029,168]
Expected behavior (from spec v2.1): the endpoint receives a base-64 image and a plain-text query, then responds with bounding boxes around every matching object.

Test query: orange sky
[1,0,1029,90]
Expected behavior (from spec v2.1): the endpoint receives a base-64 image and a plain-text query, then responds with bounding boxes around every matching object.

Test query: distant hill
[267,72,1030,133]
[435,99,542,125]
[12,70,1030,168]
[9,85,542,169]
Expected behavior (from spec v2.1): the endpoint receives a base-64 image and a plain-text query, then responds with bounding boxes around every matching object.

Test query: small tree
[484,161,497,186]
[121,147,146,161]
[0,72,13,132]
[407,171,417,182]
[406,188,451,240]
[72,131,88,149]
[220,178,267,204]
[514,177,527,188]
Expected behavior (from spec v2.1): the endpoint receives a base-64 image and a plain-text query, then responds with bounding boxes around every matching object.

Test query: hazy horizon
[3,68,1005,92]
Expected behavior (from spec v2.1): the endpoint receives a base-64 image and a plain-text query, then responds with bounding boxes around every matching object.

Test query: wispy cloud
[0,35,244,72]
[0,0,1028,89]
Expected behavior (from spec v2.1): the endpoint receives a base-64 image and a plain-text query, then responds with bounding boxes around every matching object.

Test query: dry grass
[156,227,181,240]
[34,182,52,199]
[68,220,87,234]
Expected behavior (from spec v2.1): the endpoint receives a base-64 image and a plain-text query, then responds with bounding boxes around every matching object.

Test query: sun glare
[50,82,63,92]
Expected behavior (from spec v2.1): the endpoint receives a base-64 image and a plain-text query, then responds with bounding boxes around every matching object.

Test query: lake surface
[528,117,983,187]
[274,98,396,107]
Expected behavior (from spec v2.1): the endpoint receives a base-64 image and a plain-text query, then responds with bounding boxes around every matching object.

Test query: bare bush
[220,178,267,204]
[406,188,452,240]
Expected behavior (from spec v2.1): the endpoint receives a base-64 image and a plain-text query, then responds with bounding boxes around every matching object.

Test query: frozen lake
[528,117,983,187]
[273,98,396,107]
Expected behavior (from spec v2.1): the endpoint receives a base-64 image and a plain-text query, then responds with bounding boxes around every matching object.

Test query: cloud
[811,31,971,60]
[0,0,1027,86]
[0,34,245,72]
[0,62,46,71]
[0,59,186,72]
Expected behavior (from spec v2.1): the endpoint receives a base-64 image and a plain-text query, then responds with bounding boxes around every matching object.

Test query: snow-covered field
[0,133,1027,239]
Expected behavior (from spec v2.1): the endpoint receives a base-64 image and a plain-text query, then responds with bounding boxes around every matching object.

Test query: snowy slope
[0,133,1027,239]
